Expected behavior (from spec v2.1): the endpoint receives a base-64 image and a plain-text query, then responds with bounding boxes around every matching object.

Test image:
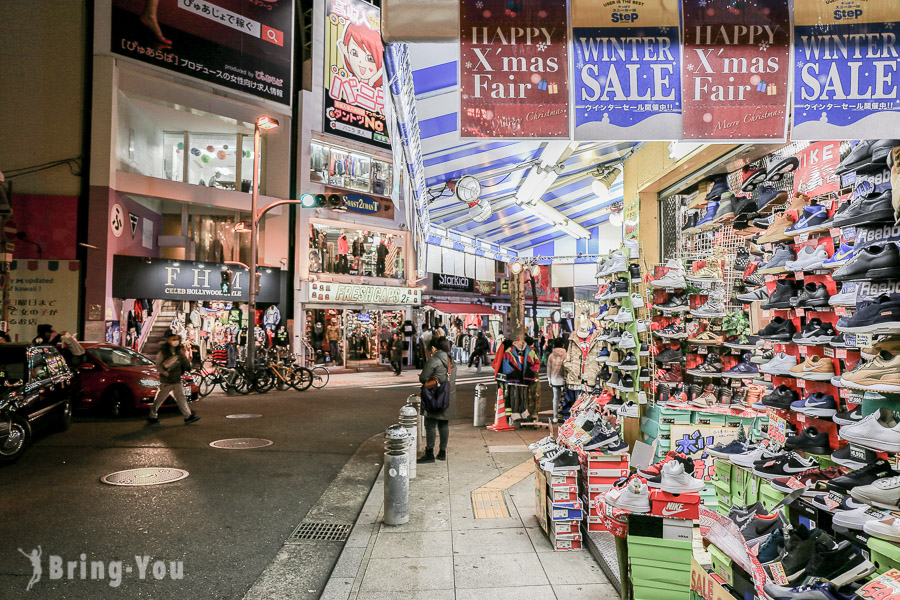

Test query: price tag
[835,306,847,315]
[698,346,708,354]
[836,348,848,359]
[852,568,900,600]
[764,563,790,586]
[840,387,852,399]
[794,233,809,243]
[846,334,857,348]
[825,347,835,358]
[765,275,776,283]
[796,308,806,317]
[665,287,675,293]
[764,243,774,251]
[856,333,873,347]
[764,340,774,350]
[798,345,809,355]
[768,409,788,445]
[794,272,805,281]
[764,373,773,382]
[797,378,807,388]
[763,310,771,318]
[829,227,842,238]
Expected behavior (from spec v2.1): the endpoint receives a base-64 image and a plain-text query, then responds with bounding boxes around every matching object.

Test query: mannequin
[562,318,602,419]
[337,234,349,273]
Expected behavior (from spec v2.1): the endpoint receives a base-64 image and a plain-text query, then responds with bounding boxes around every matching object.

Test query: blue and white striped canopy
[406,43,637,252]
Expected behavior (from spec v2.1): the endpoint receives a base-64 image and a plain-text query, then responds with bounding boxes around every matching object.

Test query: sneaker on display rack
[759,352,799,374]
[656,292,689,312]
[762,582,856,600]
[831,405,864,427]
[616,401,639,419]
[606,476,650,513]
[864,516,900,543]
[624,239,639,259]
[722,353,759,379]
[655,323,687,339]
[832,502,889,531]
[598,251,628,277]
[753,452,817,480]
[838,407,900,452]
[849,474,900,510]
[706,439,756,459]
[823,242,855,269]
[770,466,845,496]
[630,293,645,308]
[794,283,831,309]
[649,262,687,289]
[731,446,782,469]
[687,257,725,281]
[830,443,874,470]
[776,526,835,583]
[803,540,877,587]
[539,447,581,473]
[789,393,837,418]
[646,459,705,493]
[638,451,693,479]
[726,501,766,530]
[618,331,637,349]
[690,292,728,317]
[739,511,787,545]
[736,287,769,303]
[825,458,899,494]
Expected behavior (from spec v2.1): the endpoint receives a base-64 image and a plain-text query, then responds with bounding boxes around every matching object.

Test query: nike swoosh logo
[661,506,685,517]
[784,466,812,473]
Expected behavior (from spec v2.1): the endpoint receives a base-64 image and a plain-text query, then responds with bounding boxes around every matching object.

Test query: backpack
[421,357,450,413]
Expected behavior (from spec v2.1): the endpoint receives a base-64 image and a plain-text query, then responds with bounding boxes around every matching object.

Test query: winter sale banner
[681,0,791,142]
[572,0,682,141]
[791,0,900,140]
[458,0,569,138]
[324,0,390,148]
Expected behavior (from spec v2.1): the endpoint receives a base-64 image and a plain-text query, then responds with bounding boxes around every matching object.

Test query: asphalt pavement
[0,367,513,599]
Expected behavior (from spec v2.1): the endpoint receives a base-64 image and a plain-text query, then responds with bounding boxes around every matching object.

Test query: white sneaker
[616,401,640,418]
[624,239,639,259]
[851,474,900,510]
[595,259,610,280]
[635,319,647,333]
[600,251,628,277]
[830,282,858,306]
[731,447,779,468]
[840,408,900,454]
[630,293,645,308]
[864,516,900,542]
[833,503,888,530]
[654,460,706,494]
[618,331,637,349]
[784,244,829,272]
[613,307,635,323]
[759,352,799,376]
[607,477,650,513]
[649,269,686,289]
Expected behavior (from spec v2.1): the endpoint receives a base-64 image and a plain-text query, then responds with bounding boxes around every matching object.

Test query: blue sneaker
[763,581,855,600]
[790,393,838,418]
[597,348,610,362]
[722,353,759,379]
[583,423,620,450]
[757,184,788,212]
[785,204,829,235]
[756,527,785,564]
[696,200,720,229]
[707,439,755,458]
[823,242,854,268]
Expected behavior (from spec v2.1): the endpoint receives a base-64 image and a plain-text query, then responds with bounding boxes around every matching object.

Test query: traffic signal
[326,194,343,209]
[221,269,233,294]
[298,193,343,209]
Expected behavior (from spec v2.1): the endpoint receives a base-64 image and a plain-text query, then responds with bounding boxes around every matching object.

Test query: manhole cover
[209,438,273,449]
[101,468,189,486]
[288,521,352,542]
[226,414,263,419]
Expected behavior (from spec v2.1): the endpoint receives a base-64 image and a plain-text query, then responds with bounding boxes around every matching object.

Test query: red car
[72,343,199,417]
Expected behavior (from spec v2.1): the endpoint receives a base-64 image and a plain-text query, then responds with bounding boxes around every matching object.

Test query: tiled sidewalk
[321,424,618,600]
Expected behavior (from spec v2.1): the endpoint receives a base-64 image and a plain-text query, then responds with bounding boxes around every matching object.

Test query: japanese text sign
[671,425,741,481]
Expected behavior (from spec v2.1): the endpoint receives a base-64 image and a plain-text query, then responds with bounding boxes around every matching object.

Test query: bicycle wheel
[310,366,330,389]
[199,374,218,398]
[276,367,299,391]
[253,370,275,393]
[292,366,313,391]
[231,373,251,395]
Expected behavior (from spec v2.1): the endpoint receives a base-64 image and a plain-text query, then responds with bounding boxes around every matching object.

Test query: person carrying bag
[418,337,454,463]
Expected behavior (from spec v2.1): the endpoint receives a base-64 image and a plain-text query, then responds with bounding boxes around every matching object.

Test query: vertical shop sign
[792,1,900,140]
[459,0,569,138]
[7,260,80,343]
[623,196,640,240]
[324,0,390,148]
[572,0,682,140]
[681,0,791,142]
[793,141,842,198]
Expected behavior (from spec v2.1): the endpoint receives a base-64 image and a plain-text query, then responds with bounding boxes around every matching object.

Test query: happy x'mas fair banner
[572,0,682,140]
[681,0,791,142]
[459,0,570,138]
[792,0,900,140]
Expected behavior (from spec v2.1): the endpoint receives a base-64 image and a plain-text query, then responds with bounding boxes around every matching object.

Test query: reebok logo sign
[661,502,686,517]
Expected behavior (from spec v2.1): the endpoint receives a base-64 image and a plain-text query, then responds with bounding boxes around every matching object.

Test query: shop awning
[424,302,501,316]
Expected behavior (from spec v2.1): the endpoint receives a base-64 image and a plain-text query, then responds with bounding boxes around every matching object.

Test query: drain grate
[209,438,273,449]
[225,414,263,419]
[288,521,352,542]
[101,467,189,486]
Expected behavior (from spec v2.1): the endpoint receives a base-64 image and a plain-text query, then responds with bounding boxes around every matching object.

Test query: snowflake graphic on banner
[887,22,896,30]
[575,59,584,70]
[475,0,483,7]
[796,61,805,69]
[687,63,695,72]
[536,42,547,52]
[466,62,472,69]
[659,26,670,34]
[759,42,769,51]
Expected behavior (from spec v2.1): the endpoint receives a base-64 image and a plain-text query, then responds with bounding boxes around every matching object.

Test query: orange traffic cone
[486,386,515,431]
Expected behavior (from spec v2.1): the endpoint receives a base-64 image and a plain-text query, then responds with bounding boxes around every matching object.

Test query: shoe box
[628,535,693,600]
[579,452,629,532]
[649,490,701,521]
[868,536,900,575]
[548,525,583,551]
[707,543,734,586]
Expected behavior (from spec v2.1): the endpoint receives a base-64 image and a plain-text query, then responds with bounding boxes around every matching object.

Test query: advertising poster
[324,0,390,148]
[572,0,682,140]
[110,0,293,105]
[623,196,640,240]
[523,265,559,302]
[681,0,790,141]
[792,141,842,198]
[7,260,80,343]
[691,556,736,600]
[792,0,900,140]
[459,0,569,138]
[670,425,740,481]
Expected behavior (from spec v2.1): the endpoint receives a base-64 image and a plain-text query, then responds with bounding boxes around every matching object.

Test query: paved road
[0,367,531,599]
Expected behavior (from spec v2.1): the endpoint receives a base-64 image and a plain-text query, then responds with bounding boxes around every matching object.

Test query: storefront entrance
[302,305,408,369]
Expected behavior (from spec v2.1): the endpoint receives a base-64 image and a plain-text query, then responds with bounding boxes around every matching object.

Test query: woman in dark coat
[418,337,455,463]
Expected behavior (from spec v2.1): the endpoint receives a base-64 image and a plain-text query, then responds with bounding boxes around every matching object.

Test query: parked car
[71,343,199,417]
[0,344,74,463]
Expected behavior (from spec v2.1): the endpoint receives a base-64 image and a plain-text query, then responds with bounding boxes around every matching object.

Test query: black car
[0,344,74,463]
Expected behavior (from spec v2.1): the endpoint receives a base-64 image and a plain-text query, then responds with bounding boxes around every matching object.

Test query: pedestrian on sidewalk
[418,337,455,463]
[390,331,404,376]
[523,336,542,421]
[148,331,200,425]
[546,338,567,424]
[467,331,489,373]
[492,338,513,407]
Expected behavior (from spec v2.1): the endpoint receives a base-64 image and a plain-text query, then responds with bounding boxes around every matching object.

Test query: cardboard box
[535,468,548,534]
[549,484,578,503]
[628,534,692,564]
[584,454,630,479]
[663,517,694,542]
[549,526,583,551]
[708,543,734,585]
[551,519,579,536]
[549,500,584,521]
[548,472,578,487]
[586,515,608,532]
[649,489,701,520]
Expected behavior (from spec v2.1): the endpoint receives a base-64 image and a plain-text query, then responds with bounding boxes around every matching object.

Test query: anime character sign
[324,0,390,148]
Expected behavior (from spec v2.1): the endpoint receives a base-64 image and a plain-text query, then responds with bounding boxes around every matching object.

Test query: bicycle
[308,364,329,389]
[197,361,248,396]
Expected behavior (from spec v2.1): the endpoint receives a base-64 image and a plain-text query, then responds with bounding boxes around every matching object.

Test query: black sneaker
[794,283,830,308]
[599,365,611,382]
[739,511,787,545]
[832,405,863,427]
[761,279,798,309]
[618,374,635,390]
[639,342,650,356]
[804,540,876,587]
[785,427,831,455]
[733,247,751,273]
[826,458,899,493]
[832,189,895,227]
[838,294,900,333]
[757,317,796,341]
[753,451,817,479]
[629,263,641,283]
[682,212,699,233]
[727,501,766,529]
[620,353,638,369]
[657,293,689,312]
[147,417,161,425]
[792,318,836,345]
[656,347,684,363]
[184,414,201,424]
[761,385,800,410]
[829,332,846,348]
[639,368,650,382]
[540,448,580,472]
[744,265,765,288]
[834,245,900,282]
[780,526,835,582]
[831,443,875,470]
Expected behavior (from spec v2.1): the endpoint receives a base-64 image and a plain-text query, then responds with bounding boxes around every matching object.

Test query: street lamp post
[246,116,279,370]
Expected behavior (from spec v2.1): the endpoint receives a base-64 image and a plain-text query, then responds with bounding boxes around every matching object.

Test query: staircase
[141,300,179,357]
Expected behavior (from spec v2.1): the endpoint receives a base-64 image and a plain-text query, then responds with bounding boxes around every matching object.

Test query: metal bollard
[407,394,425,453]
[473,383,488,427]
[383,424,410,525]
[399,405,418,480]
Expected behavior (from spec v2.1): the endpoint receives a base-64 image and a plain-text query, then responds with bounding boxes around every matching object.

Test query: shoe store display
[758,317,797,341]
[839,408,900,452]
[826,459,899,494]
[739,511,787,545]
[792,318,836,343]
[656,292,688,312]
[731,447,783,469]
[606,477,651,513]
[790,393,838,418]
[793,283,831,308]
[833,244,900,282]
[789,355,836,381]
[648,459,705,493]
[760,385,800,409]
[770,466,844,496]
[783,426,832,454]
[832,190,895,227]
[823,242,854,269]
[655,323,687,339]
[655,346,684,363]
[850,475,900,510]
[722,353,758,379]
[690,292,727,317]
[760,245,797,274]
[761,280,799,309]
[785,204,830,236]
[760,353,800,376]
[864,516,900,543]
[649,266,687,289]
[736,287,769,303]
[830,443,873,470]
[753,451,817,480]
[804,540,876,587]
[785,244,830,272]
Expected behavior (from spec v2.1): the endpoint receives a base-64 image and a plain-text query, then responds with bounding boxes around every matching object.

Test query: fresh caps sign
[307,281,421,304]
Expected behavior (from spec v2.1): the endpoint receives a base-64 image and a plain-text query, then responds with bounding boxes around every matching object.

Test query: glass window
[163,132,185,182]
[28,352,49,385]
[310,142,330,184]
[191,216,250,264]
[88,347,155,367]
[240,134,257,194]
[187,133,239,189]
[309,223,405,280]
[373,159,392,196]
[327,148,371,192]
[0,346,27,386]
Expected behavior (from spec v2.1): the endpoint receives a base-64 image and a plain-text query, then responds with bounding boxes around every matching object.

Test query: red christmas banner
[681,0,790,142]
[459,0,569,138]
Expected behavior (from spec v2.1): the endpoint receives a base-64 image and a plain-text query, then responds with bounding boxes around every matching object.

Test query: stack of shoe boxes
[580,451,630,532]
[627,534,694,600]
[534,460,584,551]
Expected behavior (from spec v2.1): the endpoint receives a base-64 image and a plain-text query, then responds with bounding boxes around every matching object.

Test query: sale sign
[854,568,900,600]
[572,0,682,140]
[792,141,842,198]
[459,0,569,138]
[792,0,900,140]
[681,0,791,142]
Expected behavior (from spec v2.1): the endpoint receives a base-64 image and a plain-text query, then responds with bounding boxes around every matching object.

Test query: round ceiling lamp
[510,261,523,274]
[452,175,482,204]
[468,198,492,223]
[609,210,624,228]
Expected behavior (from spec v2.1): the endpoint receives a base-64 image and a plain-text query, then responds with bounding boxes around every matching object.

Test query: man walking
[149,331,200,425]
[390,331,404,376]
